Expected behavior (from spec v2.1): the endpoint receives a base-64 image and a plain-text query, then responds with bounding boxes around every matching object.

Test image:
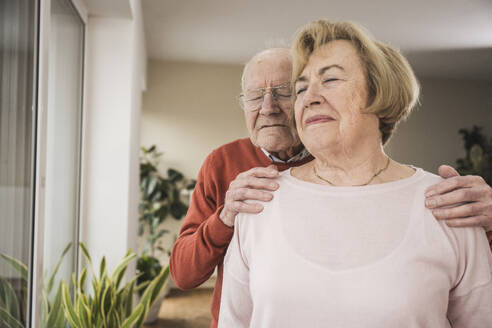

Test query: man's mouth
[305,115,335,126]
[260,124,287,129]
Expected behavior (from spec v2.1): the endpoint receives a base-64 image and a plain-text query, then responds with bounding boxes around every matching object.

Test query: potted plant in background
[0,243,72,328]
[455,125,491,184]
[61,243,168,328]
[138,145,195,323]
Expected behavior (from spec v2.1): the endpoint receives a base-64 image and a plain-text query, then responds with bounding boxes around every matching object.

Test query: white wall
[81,0,146,274]
[141,60,248,179]
[385,78,492,173]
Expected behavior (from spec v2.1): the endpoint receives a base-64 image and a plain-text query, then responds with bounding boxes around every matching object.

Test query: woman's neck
[293,140,414,186]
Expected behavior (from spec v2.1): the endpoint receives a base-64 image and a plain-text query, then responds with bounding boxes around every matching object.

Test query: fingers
[227,188,273,203]
[444,216,490,228]
[220,165,280,226]
[432,202,486,220]
[230,201,264,214]
[242,165,279,179]
[437,165,459,179]
[425,186,487,209]
[230,177,279,191]
[233,166,280,191]
[425,175,485,197]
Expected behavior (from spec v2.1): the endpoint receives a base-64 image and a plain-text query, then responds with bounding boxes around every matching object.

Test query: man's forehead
[244,59,292,89]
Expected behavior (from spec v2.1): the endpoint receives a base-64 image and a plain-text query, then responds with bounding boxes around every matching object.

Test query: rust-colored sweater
[169,138,313,328]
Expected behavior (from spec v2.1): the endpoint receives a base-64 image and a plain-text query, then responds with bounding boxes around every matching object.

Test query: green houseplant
[138,145,195,322]
[61,243,169,328]
[0,243,72,328]
[456,125,491,184]
[0,253,28,328]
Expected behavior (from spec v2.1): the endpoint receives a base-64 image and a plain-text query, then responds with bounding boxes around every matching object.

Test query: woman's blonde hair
[292,20,420,144]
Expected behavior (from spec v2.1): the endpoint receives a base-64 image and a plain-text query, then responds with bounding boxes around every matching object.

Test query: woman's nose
[303,83,323,109]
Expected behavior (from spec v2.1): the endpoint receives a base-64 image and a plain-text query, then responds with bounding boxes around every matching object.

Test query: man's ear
[438,165,459,179]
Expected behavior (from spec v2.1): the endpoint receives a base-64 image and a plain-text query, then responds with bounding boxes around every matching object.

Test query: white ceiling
[142,0,492,80]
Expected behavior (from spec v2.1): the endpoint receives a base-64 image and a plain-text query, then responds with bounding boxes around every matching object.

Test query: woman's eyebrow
[295,64,345,85]
[319,64,344,75]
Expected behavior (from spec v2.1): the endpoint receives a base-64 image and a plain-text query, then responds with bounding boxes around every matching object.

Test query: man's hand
[219,165,279,227]
[425,165,492,229]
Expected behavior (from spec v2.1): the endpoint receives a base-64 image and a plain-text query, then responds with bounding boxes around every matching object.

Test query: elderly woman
[218,20,492,327]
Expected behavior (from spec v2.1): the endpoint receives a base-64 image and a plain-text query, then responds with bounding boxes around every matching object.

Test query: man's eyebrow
[319,64,344,75]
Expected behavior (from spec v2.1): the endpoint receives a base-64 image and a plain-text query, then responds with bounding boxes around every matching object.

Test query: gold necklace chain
[313,157,391,186]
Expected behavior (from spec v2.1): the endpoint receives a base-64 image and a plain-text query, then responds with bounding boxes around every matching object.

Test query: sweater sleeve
[169,151,234,289]
[447,226,492,327]
[218,215,252,327]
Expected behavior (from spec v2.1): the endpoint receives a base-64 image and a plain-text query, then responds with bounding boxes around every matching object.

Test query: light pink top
[218,168,492,327]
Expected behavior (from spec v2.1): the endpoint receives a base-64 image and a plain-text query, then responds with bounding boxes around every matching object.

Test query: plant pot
[144,291,165,324]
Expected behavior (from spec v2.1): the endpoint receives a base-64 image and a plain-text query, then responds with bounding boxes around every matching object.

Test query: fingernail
[425,199,437,208]
[425,190,436,197]
[271,183,279,189]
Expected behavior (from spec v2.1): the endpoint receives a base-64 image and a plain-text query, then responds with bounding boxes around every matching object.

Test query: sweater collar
[261,147,311,164]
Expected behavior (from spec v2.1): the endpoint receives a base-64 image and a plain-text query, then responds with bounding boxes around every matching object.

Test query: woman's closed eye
[323,78,339,84]
[295,86,307,95]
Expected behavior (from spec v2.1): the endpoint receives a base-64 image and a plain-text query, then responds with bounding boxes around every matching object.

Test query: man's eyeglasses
[239,82,292,112]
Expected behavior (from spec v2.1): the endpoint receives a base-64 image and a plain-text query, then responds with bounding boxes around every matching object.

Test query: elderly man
[169,48,492,328]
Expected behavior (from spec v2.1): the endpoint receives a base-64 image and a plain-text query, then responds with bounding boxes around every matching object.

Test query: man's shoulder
[206,138,263,164]
[198,137,267,179]
[211,138,257,156]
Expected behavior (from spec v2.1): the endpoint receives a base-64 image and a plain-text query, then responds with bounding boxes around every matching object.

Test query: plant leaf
[46,282,66,328]
[0,276,20,322]
[46,242,73,294]
[0,254,28,281]
[61,282,82,328]
[110,253,136,283]
[0,306,24,328]
[121,302,145,328]
[99,256,107,280]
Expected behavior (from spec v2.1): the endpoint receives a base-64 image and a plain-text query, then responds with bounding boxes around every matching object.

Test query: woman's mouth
[305,115,335,126]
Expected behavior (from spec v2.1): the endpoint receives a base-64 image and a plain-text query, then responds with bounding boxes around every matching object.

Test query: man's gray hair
[240,43,292,92]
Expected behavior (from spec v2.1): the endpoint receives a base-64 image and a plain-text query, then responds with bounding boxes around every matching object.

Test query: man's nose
[259,92,281,115]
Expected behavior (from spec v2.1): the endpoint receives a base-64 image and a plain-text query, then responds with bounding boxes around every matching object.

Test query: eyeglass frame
[238,81,292,112]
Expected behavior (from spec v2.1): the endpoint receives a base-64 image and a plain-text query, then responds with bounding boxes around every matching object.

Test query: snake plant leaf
[0,254,28,281]
[125,281,134,317]
[121,302,145,328]
[0,306,24,328]
[135,281,150,293]
[99,256,107,280]
[0,276,20,322]
[149,266,169,304]
[76,295,91,328]
[99,279,110,325]
[134,266,169,327]
[45,242,72,294]
[78,242,95,276]
[78,268,88,294]
[61,282,82,328]
[110,253,136,283]
[41,291,49,327]
[45,283,66,328]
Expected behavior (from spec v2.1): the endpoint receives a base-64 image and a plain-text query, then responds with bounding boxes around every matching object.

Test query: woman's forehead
[299,41,363,79]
